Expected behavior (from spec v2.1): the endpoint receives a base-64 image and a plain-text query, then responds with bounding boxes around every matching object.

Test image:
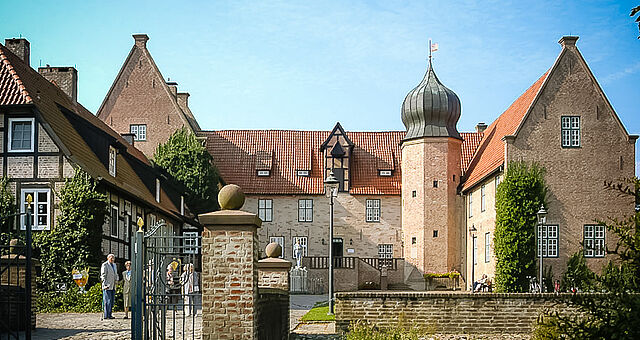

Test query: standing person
[121,261,132,319]
[100,254,119,319]
[181,264,199,316]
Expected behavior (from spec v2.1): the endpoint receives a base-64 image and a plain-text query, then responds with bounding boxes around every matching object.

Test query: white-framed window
[20,188,51,230]
[495,175,502,191]
[129,124,147,141]
[110,205,118,237]
[155,178,161,203]
[378,244,393,259]
[108,146,117,177]
[561,116,580,147]
[298,199,313,222]
[485,232,491,263]
[270,236,284,258]
[584,225,605,258]
[183,231,199,254]
[258,199,272,222]
[292,236,308,257]
[365,199,380,222]
[468,193,473,218]
[480,185,486,212]
[537,224,559,258]
[8,118,35,152]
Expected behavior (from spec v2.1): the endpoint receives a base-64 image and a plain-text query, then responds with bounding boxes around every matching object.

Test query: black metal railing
[0,244,29,340]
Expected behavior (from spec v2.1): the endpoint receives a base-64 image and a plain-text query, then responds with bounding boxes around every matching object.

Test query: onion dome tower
[400,51,463,278]
[401,57,461,140]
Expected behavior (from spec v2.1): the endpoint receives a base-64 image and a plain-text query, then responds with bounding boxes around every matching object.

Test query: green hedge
[423,271,460,279]
[38,282,124,313]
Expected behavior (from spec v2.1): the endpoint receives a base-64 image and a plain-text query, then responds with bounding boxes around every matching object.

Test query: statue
[293,239,303,268]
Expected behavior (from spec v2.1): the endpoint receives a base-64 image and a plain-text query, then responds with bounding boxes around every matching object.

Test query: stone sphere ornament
[218,184,245,210]
[265,242,282,258]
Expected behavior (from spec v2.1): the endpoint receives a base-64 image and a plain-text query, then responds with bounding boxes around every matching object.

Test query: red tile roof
[462,71,549,191]
[0,49,32,105]
[460,132,483,173]
[203,130,403,195]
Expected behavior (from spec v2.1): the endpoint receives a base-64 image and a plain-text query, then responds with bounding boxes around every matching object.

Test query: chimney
[558,36,579,48]
[38,66,78,102]
[475,122,487,133]
[5,38,30,65]
[121,133,135,146]
[177,92,189,109]
[166,81,178,98]
[132,34,149,48]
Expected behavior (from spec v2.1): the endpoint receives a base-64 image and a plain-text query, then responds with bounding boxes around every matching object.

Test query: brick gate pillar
[199,185,262,340]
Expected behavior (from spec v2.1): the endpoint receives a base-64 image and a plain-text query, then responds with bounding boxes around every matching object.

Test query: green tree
[494,161,546,292]
[153,128,220,214]
[34,169,108,290]
[560,251,596,292]
[0,176,18,245]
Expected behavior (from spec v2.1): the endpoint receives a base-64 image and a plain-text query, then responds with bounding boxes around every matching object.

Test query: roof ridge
[0,45,33,104]
[202,129,405,133]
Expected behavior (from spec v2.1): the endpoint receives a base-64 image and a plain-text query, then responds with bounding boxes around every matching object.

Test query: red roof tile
[462,71,549,191]
[0,49,32,105]
[203,130,403,195]
[460,132,483,173]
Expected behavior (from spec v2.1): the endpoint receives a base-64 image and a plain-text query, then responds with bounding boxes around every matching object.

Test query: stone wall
[335,291,578,334]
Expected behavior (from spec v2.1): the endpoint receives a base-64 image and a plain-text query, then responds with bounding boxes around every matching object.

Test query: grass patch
[300,301,335,322]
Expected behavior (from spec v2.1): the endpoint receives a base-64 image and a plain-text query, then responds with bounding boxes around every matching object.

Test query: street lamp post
[324,171,339,315]
[537,204,547,293]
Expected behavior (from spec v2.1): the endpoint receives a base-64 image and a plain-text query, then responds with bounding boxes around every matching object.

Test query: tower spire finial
[428,38,432,62]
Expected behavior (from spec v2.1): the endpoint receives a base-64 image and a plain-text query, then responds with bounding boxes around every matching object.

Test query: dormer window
[8,118,35,152]
[297,170,310,177]
[108,146,117,176]
[155,178,160,202]
[257,170,270,177]
[378,170,392,177]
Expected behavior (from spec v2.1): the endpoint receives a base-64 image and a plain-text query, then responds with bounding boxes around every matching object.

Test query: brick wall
[335,291,578,334]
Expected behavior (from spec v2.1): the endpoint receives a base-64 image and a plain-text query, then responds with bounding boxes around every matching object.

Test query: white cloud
[602,61,640,84]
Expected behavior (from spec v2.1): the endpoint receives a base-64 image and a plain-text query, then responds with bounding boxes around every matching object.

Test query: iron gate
[132,221,202,340]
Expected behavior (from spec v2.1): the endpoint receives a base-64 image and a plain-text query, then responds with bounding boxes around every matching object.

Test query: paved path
[289,294,328,331]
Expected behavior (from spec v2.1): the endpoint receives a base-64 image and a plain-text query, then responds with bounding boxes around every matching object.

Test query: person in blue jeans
[100,254,119,319]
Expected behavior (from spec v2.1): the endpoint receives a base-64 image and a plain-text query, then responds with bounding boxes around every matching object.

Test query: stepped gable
[0,42,184,219]
[462,71,549,191]
[202,129,403,195]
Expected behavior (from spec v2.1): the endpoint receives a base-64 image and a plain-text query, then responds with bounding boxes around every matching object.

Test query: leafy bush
[494,162,546,292]
[561,251,595,292]
[154,128,221,214]
[38,282,124,313]
[34,169,108,290]
[345,317,432,340]
[423,271,460,279]
[0,176,19,245]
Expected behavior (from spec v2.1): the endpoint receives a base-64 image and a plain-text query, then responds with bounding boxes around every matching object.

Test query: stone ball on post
[218,184,245,210]
[265,242,282,258]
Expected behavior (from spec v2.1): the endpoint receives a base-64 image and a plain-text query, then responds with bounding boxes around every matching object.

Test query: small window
[297,170,310,177]
[433,230,438,238]
[155,178,161,203]
[8,118,35,152]
[480,185,486,212]
[412,190,417,198]
[269,236,284,258]
[378,170,392,177]
[298,199,313,222]
[495,175,502,191]
[257,170,270,177]
[183,231,199,254]
[561,116,580,147]
[366,199,380,222]
[468,193,473,218]
[292,236,308,257]
[110,205,119,237]
[485,232,491,263]
[258,199,273,222]
[433,180,438,188]
[20,188,51,230]
[377,244,393,259]
[538,224,559,258]
[109,146,117,177]
[584,225,605,258]
[411,237,417,245]
[129,124,147,141]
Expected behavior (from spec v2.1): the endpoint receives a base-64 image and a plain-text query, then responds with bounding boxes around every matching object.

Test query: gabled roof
[321,122,354,151]
[0,43,190,222]
[96,34,196,132]
[460,132,483,174]
[462,71,549,191]
[203,129,403,195]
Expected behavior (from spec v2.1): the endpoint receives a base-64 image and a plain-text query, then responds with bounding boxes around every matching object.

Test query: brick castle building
[100,35,636,289]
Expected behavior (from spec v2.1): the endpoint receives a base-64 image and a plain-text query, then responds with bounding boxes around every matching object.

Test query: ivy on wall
[494,161,547,292]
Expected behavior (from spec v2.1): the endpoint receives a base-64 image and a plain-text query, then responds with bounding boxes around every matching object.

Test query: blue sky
[2,0,639,173]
